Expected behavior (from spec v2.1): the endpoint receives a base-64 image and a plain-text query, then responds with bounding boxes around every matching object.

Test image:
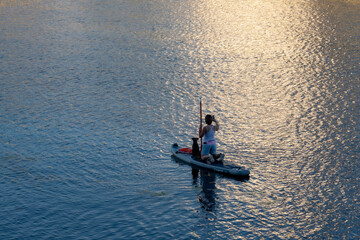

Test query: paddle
[200,97,203,153]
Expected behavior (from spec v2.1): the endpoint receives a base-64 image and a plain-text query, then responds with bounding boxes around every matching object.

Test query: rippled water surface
[1,0,359,239]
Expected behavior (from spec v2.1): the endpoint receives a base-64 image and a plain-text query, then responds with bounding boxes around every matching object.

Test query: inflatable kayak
[171,143,250,177]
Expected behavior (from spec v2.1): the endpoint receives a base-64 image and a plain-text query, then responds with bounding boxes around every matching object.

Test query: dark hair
[205,115,213,125]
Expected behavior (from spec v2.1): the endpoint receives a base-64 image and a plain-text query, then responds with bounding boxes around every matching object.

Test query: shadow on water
[192,168,216,212]
[171,155,249,212]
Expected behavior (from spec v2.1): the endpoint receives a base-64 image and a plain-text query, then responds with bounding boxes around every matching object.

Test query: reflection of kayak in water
[171,143,250,177]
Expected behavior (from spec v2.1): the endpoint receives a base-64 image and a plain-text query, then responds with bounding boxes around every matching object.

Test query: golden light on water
[184,0,356,219]
[184,0,324,151]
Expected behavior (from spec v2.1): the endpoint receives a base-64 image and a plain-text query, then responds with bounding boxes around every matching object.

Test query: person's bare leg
[201,154,214,163]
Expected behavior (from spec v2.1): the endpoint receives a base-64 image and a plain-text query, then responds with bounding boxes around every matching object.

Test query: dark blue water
[1,0,359,239]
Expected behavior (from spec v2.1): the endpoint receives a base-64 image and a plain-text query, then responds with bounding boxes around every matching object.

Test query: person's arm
[199,126,207,138]
[213,116,219,131]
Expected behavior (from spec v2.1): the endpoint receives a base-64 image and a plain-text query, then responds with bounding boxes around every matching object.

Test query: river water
[1,0,359,239]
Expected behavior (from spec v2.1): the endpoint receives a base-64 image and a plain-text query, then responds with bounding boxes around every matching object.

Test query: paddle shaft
[200,98,203,153]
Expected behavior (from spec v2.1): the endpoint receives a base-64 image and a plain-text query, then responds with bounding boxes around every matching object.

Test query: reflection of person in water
[193,169,216,211]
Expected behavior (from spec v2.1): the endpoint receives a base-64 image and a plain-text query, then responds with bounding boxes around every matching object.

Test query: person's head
[205,115,213,125]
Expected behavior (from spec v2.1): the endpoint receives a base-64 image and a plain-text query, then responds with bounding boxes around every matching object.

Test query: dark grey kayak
[171,143,250,177]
